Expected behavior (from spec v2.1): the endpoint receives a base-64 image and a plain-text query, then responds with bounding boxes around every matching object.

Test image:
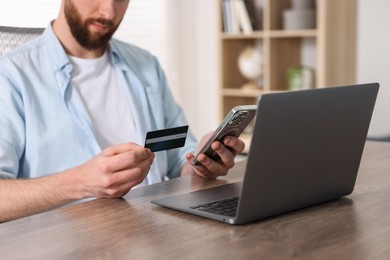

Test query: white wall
[0,1,60,27]
[357,0,390,137]
[168,1,220,140]
[0,0,61,27]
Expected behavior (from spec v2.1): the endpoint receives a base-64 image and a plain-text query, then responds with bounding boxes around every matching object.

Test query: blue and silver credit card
[144,125,188,152]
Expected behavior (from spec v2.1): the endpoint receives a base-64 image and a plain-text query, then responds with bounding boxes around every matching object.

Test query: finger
[106,174,147,198]
[103,171,147,197]
[210,142,235,169]
[101,142,144,157]
[113,155,154,186]
[193,153,226,178]
[222,136,245,155]
[100,156,154,197]
[186,153,212,178]
[102,175,145,198]
[106,148,154,173]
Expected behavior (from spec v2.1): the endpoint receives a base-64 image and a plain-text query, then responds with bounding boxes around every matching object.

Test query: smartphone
[193,105,257,166]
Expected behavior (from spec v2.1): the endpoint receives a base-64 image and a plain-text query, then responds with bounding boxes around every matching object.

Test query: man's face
[64,0,129,50]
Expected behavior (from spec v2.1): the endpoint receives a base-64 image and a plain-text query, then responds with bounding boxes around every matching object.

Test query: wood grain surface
[1,141,389,259]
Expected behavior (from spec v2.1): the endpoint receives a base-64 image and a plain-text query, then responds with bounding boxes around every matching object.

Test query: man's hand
[0,142,154,222]
[74,142,155,198]
[184,132,245,178]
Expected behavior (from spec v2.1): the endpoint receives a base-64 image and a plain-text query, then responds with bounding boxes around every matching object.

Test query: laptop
[151,83,379,225]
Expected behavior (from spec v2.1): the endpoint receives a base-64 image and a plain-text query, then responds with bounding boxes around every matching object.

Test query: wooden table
[1,141,390,259]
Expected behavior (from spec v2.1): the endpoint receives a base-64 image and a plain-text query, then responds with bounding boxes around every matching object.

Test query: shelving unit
[217,0,357,153]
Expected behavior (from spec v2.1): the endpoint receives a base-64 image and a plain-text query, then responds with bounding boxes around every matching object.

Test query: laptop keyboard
[190,196,239,217]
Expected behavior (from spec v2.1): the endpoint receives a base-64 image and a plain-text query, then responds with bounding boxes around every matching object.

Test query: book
[234,0,253,34]
[221,0,232,33]
[244,0,262,30]
[228,0,240,33]
[221,0,253,34]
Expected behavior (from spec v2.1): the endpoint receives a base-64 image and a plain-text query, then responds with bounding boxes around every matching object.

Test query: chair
[0,26,44,55]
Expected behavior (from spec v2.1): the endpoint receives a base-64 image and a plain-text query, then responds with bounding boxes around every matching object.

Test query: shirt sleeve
[0,69,26,179]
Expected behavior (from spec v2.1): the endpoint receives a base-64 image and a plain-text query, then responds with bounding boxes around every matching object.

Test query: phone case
[193,105,257,166]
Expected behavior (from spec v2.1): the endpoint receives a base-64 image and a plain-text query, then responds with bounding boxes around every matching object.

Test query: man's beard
[64,0,120,50]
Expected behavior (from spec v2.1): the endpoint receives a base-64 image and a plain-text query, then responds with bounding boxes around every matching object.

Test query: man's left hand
[184,132,245,178]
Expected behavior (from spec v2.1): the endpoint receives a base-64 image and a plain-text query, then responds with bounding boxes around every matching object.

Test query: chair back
[0,26,44,55]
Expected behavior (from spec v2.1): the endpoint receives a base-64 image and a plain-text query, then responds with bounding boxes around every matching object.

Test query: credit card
[144,125,189,152]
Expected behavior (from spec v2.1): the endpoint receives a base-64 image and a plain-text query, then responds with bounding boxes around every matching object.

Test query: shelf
[221,31,264,40]
[222,88,262,97]
[221,29,317,40]
[222,88,286,97]
[222,29,317,40]
[268,29,317,38]
[218,0,357,151]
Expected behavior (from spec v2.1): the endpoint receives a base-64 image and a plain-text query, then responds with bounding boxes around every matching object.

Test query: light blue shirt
[0,25,197,185]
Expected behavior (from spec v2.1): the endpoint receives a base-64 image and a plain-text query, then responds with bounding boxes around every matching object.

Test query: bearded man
[0,0,245,222]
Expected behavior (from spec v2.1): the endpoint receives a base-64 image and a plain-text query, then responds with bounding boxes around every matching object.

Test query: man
[0,0,245,222]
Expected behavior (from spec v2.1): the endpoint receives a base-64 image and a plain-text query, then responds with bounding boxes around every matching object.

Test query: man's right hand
[73,142,155,198]
[0,142,154,222]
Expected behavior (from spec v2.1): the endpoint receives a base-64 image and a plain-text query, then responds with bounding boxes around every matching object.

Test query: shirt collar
[41,23,128,74]
[40,23,71,73]
[108,40,131,72]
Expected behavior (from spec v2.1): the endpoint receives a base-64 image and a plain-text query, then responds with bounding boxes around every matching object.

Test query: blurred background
[0,0,389,141]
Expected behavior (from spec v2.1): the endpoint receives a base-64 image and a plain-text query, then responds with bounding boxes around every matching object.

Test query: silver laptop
[151,83,379,225]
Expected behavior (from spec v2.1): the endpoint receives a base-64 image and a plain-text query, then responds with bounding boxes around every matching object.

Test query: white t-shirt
[69,51,138,149]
